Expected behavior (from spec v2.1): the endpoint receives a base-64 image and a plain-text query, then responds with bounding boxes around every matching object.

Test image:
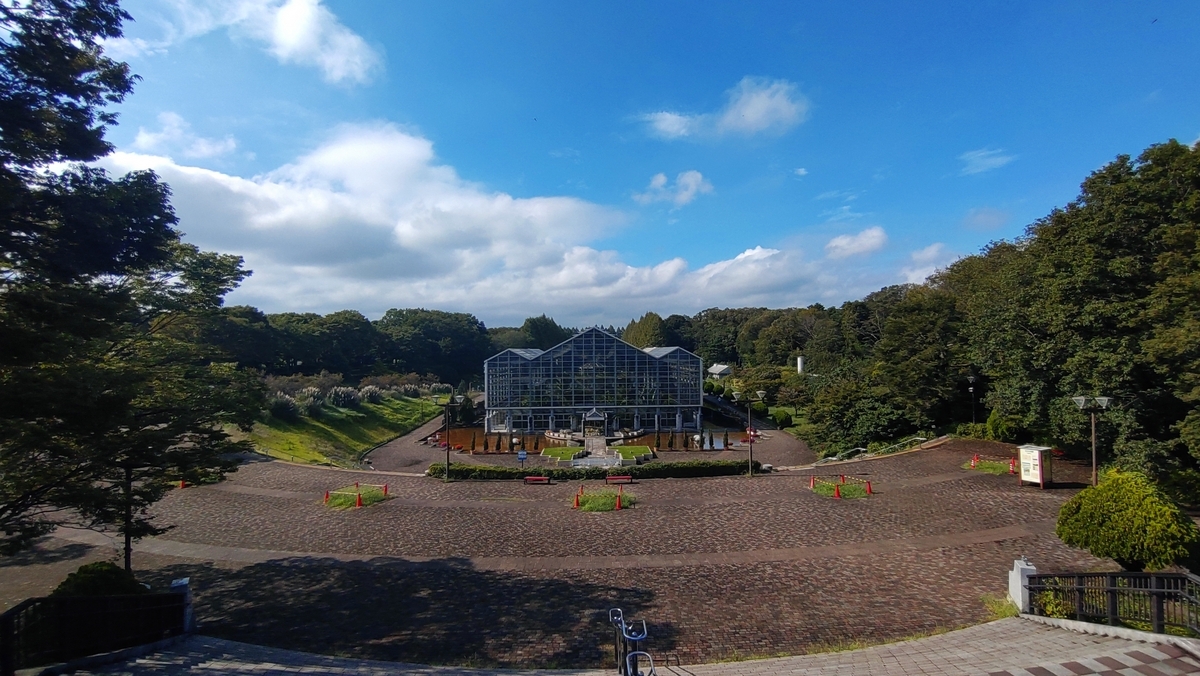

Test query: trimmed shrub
[52,562,148,597]
[703,380,715,394]
[772,410,793,428]
[327,386,361,408]
[986,408,1022,442]
[955,422,988,439]
[359,385,384,403]
[267,392,299,421]
[427,459,761,481]
[1056,469,1200,571]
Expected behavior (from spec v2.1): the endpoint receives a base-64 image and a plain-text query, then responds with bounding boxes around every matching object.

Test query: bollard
[324,491,330,504]
[834,484,841,499]
[865,481,872,495]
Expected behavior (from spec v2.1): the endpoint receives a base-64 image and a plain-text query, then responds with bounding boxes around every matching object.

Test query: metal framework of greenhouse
[483,327,703,435]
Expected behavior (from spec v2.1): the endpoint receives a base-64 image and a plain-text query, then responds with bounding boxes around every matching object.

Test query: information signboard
[517,450,527,468]
[1018,444,1052,489]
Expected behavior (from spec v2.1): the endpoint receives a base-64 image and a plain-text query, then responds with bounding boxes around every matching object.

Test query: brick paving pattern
[75,620,1200,675]
[2,438,1113,668]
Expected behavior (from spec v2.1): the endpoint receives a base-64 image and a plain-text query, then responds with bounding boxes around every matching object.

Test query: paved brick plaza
[4,436,1110,668]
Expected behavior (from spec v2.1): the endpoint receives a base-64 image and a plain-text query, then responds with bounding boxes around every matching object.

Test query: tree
[622,312,666,348]
[521,314,573,349]
[1057,470,1199,571]
[0,1,261,561]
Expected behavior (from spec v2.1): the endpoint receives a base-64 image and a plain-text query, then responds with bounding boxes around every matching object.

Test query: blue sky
[101,0,1200,327]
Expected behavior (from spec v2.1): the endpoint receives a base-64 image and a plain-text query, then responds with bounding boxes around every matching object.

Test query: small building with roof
[707,363,733,380]
[483,327,703,435]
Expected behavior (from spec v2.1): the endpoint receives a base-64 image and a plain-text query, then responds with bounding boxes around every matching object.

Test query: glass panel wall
[484,328,703,433]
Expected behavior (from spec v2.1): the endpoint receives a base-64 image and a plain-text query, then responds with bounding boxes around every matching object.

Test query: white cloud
[962,207,1010,231]
[959,148,1016,175]
[132,112,237,159]
[794,168,808,177]
[640,77,808,140]
[632,170,713,208]
[100,123,897,325]
[825,226,887,259]
[901,243,959,283]
[104,0,380,84]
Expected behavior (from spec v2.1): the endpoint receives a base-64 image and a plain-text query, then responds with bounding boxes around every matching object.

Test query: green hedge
[427,459,761,481]
[1057,469,1200,571]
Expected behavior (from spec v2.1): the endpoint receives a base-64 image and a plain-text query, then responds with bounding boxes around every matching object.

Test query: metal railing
[1027,572,1200,636]
[0,591,187,675]
[610,608,649,676]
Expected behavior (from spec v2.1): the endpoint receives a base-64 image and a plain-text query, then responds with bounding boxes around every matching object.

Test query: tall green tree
[0,0,261,561]
[622,311,666,347]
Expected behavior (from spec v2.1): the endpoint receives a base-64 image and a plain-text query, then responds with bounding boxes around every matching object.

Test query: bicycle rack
[626,651,657,676]
[609,608,649,676]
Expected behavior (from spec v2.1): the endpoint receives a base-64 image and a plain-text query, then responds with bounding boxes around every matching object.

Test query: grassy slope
[245,396,440,466]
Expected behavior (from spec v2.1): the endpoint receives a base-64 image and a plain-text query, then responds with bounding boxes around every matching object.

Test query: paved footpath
[79,619,1200,676]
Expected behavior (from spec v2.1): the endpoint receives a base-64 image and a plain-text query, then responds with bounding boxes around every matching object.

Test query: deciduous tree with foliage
[0,0,261,564]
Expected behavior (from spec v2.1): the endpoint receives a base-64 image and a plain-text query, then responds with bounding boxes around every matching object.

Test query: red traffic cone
[840,474,845,484]
[971,454,978,469]
[355,493,363,508]
[179,480,187,489]
[865,481,872,495]
[383,483,389,496]
[1009,458,1016,474]
[809,475,816,489]
[573,493,579,509]
[324,491,330,504]
[355,481,360,490]
[615,493,622,510]
[834,484,841,499]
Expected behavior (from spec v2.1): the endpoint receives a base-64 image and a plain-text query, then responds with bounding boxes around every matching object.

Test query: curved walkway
[76,619,1200,675]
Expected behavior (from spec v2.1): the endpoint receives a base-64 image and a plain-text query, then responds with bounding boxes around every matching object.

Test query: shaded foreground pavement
[75,619,1200,675]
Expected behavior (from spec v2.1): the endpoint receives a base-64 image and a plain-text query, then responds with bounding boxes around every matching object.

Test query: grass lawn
[541,447,579,460]
[239,396,440,467]
[325,484,389,509]
[812,482,868,499]
[962,460,1011,475]
[616,445,651,459]
[577,489,637,511]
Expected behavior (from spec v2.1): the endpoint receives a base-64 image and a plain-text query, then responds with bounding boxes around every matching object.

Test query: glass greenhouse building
[483,328,704,435]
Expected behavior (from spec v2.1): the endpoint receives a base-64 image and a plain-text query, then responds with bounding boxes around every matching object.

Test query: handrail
[1026,572,1200,635]
[626,651,657,676]
[870,436,927,456]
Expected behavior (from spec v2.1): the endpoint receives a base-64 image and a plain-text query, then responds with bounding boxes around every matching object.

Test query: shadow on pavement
[140,556,672,669]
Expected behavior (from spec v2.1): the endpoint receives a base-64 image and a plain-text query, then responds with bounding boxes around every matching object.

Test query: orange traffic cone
[1009,458,1016,474]
[615,485,623,510]
[809,475,816,489]
[971,454,978,469]
[355,492,363,508]
[573,493,579,509]
[324,491,330,504]
[383,483,389,496]
[840,474,845,484]
[179,480,187,489]
[865,481,872,495]
[834,484,841,499]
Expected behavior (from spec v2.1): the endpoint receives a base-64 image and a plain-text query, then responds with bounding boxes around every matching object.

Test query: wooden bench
[605,475,635,485]
[523,476,551,485]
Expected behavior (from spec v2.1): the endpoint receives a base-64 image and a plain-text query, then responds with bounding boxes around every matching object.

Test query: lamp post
[967,375,976,424]
[435,393,467,482]
[1071,395,1112,487]
[732,390,766,477]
